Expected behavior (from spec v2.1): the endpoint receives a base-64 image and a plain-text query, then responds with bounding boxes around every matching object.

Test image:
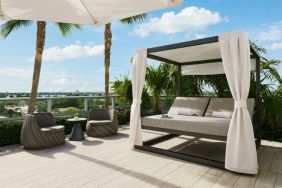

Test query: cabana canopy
[147,36,260,75]
[130,31,261,175]
[0,0,183,25]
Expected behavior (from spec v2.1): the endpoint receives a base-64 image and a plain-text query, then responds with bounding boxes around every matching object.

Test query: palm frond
[120,14,147,24]
[0,20,33,38]
[54,23,81,37]
[251,42,267,54]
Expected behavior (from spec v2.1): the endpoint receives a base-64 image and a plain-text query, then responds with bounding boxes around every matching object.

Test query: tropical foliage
[0,21,81,114]
[111,74,152,111]
[103,14,147,108]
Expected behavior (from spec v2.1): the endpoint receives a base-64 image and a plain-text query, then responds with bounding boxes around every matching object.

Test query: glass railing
[0,95,118,121]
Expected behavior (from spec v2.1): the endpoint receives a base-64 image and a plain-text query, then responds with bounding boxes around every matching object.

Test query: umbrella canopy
[0,0,183,25]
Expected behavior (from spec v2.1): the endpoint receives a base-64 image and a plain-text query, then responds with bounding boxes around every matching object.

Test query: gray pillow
[168,97,210,116]
[204,98,255,119]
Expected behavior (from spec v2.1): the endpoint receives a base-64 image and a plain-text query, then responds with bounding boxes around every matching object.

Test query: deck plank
[270,149,282,173]
[191,168,224,188]
[253,170,277,188]
[212,171,239,188]
[275,173,282,188]
[0,127,281,188]
[258,146,275,171]
[232,174,257,188]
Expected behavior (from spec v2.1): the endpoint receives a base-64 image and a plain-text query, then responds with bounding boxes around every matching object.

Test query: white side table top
[67,117,87,122]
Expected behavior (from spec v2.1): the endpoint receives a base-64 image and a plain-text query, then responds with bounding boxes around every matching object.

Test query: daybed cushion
[168,97,210,116]
[142,115,230,137]
[204,98,255,119]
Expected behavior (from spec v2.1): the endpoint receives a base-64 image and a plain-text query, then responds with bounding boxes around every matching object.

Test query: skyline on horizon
[0,0,282,92]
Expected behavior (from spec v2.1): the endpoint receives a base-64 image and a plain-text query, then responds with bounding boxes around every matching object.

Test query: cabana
[129,31,261,174]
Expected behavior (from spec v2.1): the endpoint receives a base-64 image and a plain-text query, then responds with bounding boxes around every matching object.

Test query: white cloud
[271,42,282,50]
[27,43,104,62]
[257,21,282,41]
[194,34,207,39]
[43,43,104,62]
[51,77,69,85]
[0,67,32,79]
[134,6,227,37]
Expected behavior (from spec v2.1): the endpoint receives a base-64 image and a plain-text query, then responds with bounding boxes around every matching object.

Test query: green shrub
[0,120,22,146]
[116,108,130,125]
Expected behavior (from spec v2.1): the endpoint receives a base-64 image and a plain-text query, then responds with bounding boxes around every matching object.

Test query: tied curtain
[129,49,147,147]
[219,31,258,174]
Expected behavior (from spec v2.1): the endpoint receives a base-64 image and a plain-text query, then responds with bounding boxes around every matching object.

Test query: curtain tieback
[133,99,142,105]
[234,100,247,108]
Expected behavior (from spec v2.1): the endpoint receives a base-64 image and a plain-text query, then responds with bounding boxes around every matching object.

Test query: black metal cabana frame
[134,36,262,169]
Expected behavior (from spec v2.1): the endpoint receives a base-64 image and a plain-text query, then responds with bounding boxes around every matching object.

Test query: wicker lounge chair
[20,113,65,149]
[86,109,118,137]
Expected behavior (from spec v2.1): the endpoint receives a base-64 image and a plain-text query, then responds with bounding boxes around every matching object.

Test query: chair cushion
[41,125,64,133]
[168,97,210,116]
[204,98,255,119]
[34,113,57,128]
[89,109,110,120]
[88,120,111,125]
[142,115,230,137]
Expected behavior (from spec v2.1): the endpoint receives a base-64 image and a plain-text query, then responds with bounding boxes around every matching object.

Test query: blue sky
[0,0,282,92]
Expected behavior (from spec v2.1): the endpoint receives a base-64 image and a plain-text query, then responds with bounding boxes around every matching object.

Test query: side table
[67,118,87,141]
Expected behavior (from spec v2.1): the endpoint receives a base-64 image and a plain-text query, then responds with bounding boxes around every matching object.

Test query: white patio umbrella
[0,0,183,25]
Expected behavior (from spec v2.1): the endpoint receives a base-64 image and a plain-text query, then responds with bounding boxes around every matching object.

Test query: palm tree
[103,14,147,108]
[0,21,81,113]
[146,64,168,114]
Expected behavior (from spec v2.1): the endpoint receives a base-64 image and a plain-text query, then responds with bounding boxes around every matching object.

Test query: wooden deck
[0,126,282,188]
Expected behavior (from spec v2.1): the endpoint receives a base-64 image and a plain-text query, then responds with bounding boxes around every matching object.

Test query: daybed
[142,97,255,140]
[130,32,261,174]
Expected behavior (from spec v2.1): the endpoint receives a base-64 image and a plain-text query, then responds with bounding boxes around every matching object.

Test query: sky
[0,0,282,92]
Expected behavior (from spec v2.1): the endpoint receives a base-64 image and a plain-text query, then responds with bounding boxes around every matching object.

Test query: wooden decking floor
[0,126,282,188]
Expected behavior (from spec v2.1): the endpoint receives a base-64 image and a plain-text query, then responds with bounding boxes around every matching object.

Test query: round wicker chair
[20,113,65,150]
[86,109,118,137]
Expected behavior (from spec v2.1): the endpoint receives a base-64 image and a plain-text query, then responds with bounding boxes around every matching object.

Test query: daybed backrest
[168,97,210,116]
[204,98,255,119]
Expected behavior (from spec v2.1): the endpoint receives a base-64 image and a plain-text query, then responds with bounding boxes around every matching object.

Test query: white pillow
[212,111,231,119]
[177,108,193,116]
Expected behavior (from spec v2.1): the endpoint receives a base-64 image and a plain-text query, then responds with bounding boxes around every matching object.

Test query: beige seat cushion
[41,125,64,133]
[204,98,255,119]
[142,115,230,137]
[168,97,210,116]
[88,120,111,125]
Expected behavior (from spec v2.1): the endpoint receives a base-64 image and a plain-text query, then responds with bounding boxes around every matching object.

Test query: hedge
[0,120,22,147]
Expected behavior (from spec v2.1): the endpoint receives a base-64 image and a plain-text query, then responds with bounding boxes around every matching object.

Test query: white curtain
[219,31,258,174]
[129,49,147,147]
